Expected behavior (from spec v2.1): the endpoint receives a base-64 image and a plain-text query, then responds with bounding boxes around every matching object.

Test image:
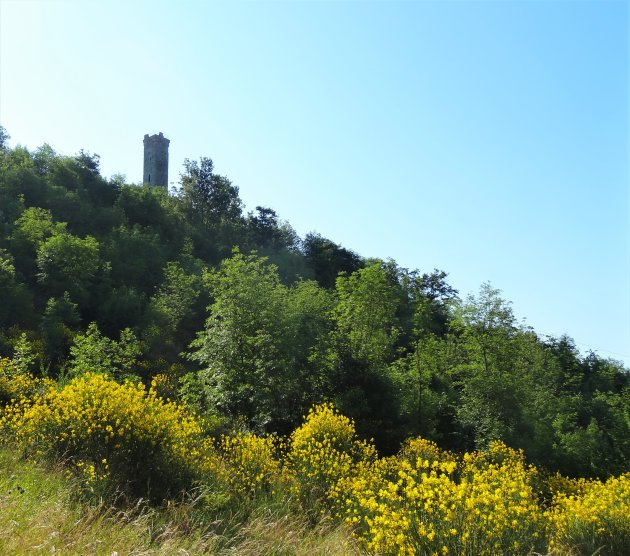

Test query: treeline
[0,127,628,478]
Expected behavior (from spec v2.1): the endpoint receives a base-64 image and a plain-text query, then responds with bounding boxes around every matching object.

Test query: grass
[0,448,359,555]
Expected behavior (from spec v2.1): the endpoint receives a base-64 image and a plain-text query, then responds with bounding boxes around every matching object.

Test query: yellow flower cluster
[399,436,455,467]
[149,372,179,400]
[285,403,375,505]
[546,472,630,554]
[0,357,53,406]
[541,470,591,502]
[333,440,544,555]
[205,433,281,496]
[3,380,629,554]
[75,457,110,489]
[1,372,204,498]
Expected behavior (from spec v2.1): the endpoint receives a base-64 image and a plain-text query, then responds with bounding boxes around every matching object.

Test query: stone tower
[143,132,170,189]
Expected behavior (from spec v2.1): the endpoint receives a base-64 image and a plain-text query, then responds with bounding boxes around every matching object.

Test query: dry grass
[216,512,360,555]
[0,448,359,555]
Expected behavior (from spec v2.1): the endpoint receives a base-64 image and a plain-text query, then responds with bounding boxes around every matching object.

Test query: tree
[284,278,336,397]
[410,269,458,338]
[104,224,167,293]
[391,332,467,449]
[178,157,242,225]
[247,207,282,247]
[334,262,401,368]
[328,262,405,451]
[116,184,178,236]
[12,332,39,375]
[75,149,100,174]
[36,231,100,305]
[0,125,9,151]
[0,249,32,329]
[40,292,80,369]
[68,322,141,380]
[142,260,204,362]
[450,284,526,448]
[189,250,332,433]
[302,232,363,289]
[33,144,57,175]
[14,207,66,246]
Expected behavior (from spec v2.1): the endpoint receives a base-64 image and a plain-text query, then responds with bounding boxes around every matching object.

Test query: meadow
[1,361,628,555]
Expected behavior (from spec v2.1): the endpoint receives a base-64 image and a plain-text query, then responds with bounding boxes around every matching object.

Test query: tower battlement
[143,132,170,189]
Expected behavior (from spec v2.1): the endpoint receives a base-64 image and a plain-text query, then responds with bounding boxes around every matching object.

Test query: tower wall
[143,132,170,189]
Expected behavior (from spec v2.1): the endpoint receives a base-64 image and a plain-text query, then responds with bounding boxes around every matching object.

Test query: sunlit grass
[0,448,358,554]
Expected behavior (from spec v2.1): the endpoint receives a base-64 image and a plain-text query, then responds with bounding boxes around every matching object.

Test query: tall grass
[0,449,358,555]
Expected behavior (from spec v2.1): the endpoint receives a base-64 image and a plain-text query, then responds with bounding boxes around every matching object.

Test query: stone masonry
[143,132,170,189]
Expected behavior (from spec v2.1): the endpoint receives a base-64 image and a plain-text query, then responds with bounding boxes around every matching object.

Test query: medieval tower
[143,132,170,189]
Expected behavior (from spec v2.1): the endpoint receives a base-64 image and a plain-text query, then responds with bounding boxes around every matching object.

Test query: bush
[334,440,545,556]
[0,357,52,406]
[285,403,376,507]
[399,436,456,468]
[206,433,281,497]
[546,472,630,555]
[1,372,205,500]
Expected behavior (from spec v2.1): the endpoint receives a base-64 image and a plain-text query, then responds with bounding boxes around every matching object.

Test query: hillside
[0,126,628,478]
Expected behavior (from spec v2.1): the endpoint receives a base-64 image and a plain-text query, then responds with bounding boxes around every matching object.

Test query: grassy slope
[0,448,358,555]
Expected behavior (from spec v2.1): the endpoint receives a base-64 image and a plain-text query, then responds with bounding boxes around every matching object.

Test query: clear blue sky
[1,0,628,366]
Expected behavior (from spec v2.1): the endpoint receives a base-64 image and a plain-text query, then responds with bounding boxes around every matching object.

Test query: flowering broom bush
[333,440,545,556]
[1,372,206,500]
[2,381,629,555]
[0,357,53,406]
[285,403,376,507]
[205,433,281,497]
[546,472,630,555]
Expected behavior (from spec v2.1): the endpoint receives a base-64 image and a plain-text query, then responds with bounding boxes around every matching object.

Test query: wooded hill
[0,127,627,478]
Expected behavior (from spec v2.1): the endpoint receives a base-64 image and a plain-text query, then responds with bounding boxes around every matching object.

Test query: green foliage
[40,292,80,369]
[15,207,67,246]
[12,332,39,375]
[104,224,167,293]
[179,157,242,225]
[0,249,31,329]
[116,184,179,241]
[410,269,458,338]
[0,125,9,150]
[189,250,333,433]
[246,206,298,251]
[334,262,401,368]
[36,231,100,304]
[449,284,529,447]
[302,232,363,289]
[142,259,204,361]
[67,322,141,381]
[391,333,464,445]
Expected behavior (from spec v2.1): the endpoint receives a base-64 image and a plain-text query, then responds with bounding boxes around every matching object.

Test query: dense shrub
[1,372,205,500]
[333,441,545,555]
[1,381,628,555]
[285,403,376,506]
[546,472,630,555]
[0,357,53,406]
[206,433,281,497]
